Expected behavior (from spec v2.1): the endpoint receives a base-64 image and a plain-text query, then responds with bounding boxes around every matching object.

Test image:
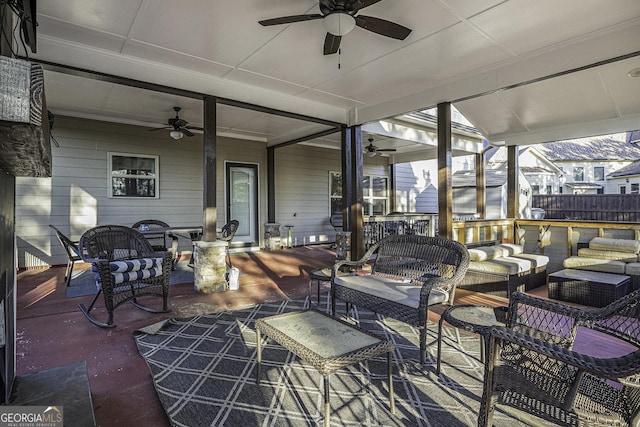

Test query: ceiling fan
[149,107,203,139]
[364,137,396,157]
[259,0,412,55]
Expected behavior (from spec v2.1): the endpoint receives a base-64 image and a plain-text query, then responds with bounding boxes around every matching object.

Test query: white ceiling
[21,0,640,154]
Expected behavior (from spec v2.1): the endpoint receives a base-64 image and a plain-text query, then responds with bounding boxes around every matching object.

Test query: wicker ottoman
[548,269,630,307]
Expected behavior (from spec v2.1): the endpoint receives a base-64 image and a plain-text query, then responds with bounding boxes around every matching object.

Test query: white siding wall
[16,117,259,268]
[273,144,389,246]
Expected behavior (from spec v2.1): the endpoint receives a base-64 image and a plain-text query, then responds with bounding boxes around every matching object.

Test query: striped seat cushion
[92,257,163,285]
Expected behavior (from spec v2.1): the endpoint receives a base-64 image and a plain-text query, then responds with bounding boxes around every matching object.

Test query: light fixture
[323,12,356,36]
[628,67,640,78]
[170,130,184,140]
[366,150,377,157]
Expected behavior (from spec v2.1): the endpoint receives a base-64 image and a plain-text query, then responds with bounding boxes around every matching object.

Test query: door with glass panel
[226,163,258,246]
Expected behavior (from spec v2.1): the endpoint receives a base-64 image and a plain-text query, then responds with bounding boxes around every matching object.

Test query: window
[573,167,584,181]
[329,172,389,216]
[620,185,627,194]
[546,185,552,194]
[632,183,639,194]
[109,153,159,198]
[594,166,605,181]
[531,185,540,195]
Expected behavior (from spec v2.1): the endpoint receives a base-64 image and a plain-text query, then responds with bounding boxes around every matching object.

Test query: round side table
[436,304,507,374]
[307,268,352,309]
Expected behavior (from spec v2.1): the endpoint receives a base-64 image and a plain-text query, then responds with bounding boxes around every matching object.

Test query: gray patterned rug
[133,297,526,427]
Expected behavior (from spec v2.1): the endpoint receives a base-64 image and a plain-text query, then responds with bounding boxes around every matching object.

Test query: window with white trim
[329,172,389,216]
[109,153,159,198]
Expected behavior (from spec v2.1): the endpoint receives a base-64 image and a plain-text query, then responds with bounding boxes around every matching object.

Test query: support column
[475,152,486,219]
[507,145,519,219]
[342,125,364,260]
[202,96,217,241]
[267,146,275,223]
[437,102,453,239]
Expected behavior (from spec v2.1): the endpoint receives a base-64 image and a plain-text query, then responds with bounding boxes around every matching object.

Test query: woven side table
[255,309,395,427]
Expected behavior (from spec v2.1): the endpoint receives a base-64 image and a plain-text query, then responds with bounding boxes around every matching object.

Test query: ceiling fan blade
[348,0,383,12]
[324,33,341,55]
[185,125,204,131]
[355,15,412,40]
[181,128,195,137]
[377,148,397,152]
[173,119,188,128]
[148,126,170,131]
[259,14,323,26]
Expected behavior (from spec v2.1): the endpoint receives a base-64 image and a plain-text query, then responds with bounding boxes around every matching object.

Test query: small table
[255,309,395,427]
[437,305,507,374]
[548,269,630,307]
[307,268,352,308]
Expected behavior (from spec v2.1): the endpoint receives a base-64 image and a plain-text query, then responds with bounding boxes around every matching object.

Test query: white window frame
[108,152,159,199]
[594,166,605,181]
[329,171,389,216]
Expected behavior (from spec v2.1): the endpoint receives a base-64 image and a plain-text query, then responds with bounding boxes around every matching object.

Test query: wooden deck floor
[15,244,544,427]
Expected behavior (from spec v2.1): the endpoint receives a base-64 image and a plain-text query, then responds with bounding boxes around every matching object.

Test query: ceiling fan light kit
[170,130,184,140]
[323,13,356,36]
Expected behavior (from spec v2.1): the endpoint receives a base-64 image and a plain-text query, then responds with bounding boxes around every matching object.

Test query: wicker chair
[479,290,640,427]
[331,234,470,363]
[217,220,239,267]
[49,224,82,287]
[77,225,172,328]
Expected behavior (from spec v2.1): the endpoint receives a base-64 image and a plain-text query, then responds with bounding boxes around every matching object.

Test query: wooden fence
[532,194,640,222]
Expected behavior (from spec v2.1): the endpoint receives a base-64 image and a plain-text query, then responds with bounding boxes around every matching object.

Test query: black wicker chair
[479,290,640,427]
[49,224,82,287]
[217,219,239,267]
[77,225,172,328]
[331,234,470,363]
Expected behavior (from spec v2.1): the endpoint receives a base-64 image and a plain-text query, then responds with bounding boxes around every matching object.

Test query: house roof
[608,160,640,178]
[452,169,506,188]
[535,134,640,161]
[564,182,603,189]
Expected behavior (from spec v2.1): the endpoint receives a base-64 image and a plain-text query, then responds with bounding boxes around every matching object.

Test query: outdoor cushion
[625,262,640,276]
[512,253,549,268]
[562,256,626,274]
[92,257,164,285]
[577,248,638,263]
[496,244,524,256]
[468,256,532,276]
[333,274,449,308]
[589,237,640,254]
[468,246,507,262]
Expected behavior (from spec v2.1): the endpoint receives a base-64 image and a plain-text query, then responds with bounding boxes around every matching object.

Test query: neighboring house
[451,168,532,219]
[606,131,640,194]
[535,133,640,194]
[485,146,564,195]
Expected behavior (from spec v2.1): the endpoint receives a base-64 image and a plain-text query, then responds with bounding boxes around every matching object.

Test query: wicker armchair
[479,290,640,427]
[331,234,470,363]
[77,225,172,328]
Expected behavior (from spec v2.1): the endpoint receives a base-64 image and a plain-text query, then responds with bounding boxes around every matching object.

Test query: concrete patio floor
[14,244,536,426]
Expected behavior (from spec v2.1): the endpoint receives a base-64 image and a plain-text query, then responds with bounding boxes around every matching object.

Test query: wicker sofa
[562,237,640,291]
[457,243,549,298]
[331,234,470,363]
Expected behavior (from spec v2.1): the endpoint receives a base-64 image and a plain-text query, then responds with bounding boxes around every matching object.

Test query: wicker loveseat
[563,237,640,291]
[457,243,549,298]
[331,234,470,363]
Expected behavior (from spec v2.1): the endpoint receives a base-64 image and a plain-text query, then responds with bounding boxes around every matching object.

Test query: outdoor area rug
[133,296,526,427]
[66,261,195,298]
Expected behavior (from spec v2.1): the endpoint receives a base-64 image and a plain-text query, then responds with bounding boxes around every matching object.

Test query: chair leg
[65,260,75,287]
[78,289,116,328]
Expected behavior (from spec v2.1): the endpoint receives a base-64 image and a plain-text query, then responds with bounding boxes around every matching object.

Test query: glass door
[226,163,258,246]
